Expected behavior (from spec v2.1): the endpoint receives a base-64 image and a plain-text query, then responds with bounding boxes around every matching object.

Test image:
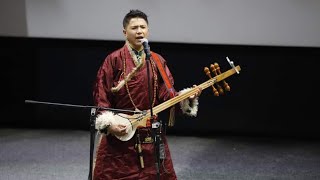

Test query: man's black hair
[123,9,148,28]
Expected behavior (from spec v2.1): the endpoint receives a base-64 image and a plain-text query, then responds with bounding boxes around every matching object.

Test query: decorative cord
[123,53,158,110]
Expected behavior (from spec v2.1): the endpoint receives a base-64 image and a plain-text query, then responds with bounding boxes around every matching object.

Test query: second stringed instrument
[114,60,241,141]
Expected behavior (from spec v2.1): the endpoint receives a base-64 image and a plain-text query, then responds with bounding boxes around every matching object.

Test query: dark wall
[2,37,320,138]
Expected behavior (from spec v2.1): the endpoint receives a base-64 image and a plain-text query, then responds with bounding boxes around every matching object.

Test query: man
[93,9,201,180]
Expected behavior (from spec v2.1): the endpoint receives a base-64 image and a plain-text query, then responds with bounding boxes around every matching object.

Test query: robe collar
[125,41,146,67]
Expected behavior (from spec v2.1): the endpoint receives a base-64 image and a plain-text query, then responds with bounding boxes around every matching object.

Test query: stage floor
[1,128,320,180]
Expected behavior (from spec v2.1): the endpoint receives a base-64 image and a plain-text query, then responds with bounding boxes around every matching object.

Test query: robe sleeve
[93,55,115,110]
[93,55,120,133]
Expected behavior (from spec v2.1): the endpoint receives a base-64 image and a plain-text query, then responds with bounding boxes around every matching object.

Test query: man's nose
[137,27,143,33]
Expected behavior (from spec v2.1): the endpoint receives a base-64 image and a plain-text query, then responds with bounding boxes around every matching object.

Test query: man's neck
[127,41,143,52]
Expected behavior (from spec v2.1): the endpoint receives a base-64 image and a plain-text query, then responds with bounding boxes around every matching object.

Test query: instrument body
[115,65,241,141]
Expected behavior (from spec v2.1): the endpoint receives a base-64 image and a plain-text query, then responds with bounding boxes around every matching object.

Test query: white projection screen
[1,0,320,47]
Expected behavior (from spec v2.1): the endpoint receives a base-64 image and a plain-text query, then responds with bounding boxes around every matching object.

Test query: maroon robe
[93,44,177,180]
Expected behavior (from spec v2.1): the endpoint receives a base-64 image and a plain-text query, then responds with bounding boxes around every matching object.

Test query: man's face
[123,17,149,50]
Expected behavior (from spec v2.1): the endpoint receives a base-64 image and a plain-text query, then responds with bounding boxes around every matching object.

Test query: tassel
[168,106,175,127]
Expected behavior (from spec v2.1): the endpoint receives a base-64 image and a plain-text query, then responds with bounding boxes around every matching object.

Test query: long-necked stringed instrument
[114,63,241,141]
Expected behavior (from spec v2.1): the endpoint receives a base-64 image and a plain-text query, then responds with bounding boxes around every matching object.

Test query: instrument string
[128,66,239,127]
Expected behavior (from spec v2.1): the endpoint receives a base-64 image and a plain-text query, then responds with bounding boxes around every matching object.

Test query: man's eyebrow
[130,25,146,28]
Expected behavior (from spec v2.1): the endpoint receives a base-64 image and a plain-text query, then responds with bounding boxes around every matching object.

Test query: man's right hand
[108,124,128,137]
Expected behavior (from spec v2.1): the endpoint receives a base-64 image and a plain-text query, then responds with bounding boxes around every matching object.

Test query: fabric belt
[151,52,175,98]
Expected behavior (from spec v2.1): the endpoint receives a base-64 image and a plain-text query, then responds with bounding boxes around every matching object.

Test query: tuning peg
[204,67,219,96]
[210,63,224,95]
[213,63,230,91]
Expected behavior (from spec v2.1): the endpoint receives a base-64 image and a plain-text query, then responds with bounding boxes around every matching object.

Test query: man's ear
[123,29,127,37]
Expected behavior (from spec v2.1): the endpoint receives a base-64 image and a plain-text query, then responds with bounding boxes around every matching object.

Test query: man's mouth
[136,37,144,41]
